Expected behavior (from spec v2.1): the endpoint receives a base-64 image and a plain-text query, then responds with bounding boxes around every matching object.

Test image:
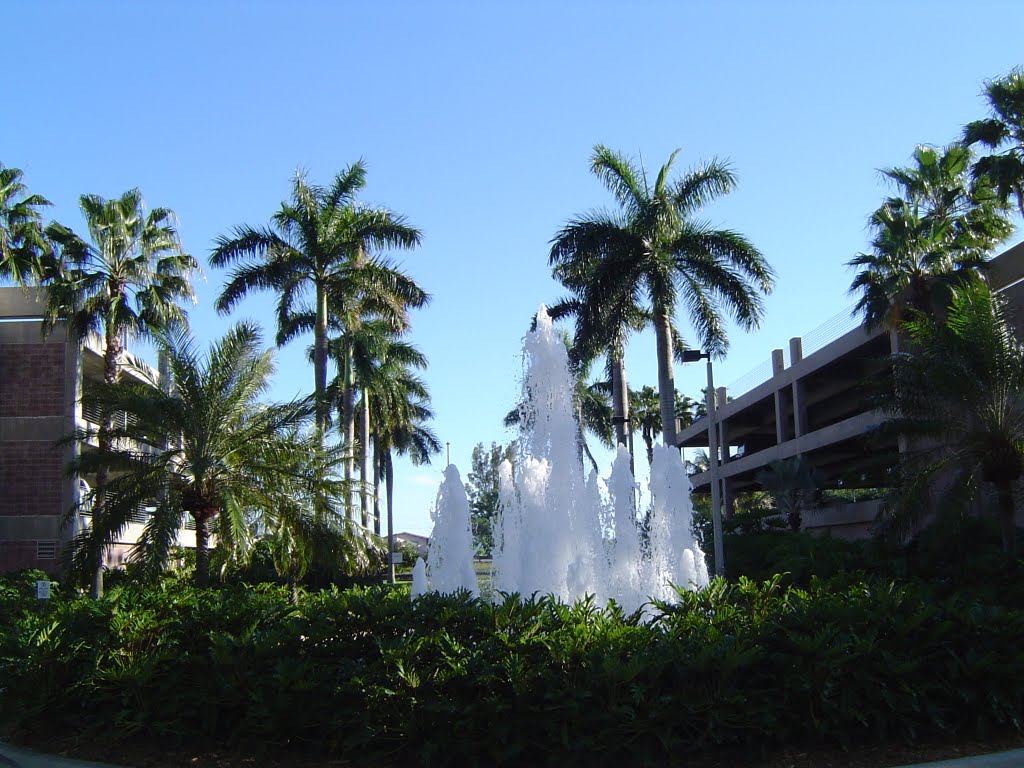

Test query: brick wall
[0,342,66,418]
[0,441,63,517]
[0,332,72,576]
[0,540,59,574]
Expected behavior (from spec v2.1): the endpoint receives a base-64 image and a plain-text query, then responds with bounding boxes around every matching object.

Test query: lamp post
[682,349,724,577]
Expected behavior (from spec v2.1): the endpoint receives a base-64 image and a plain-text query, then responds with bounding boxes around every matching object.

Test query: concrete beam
[0,287,48,319]
[987,240,1024,291]
[678,324,883,445]
[803,499,883,528]
[0,416,65,441]
[688,410,885,487]
[0,515,62,539]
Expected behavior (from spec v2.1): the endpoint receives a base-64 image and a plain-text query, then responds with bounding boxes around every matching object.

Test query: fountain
[423,465,479,596]
[421,306,708,612]
[410,556,428,597]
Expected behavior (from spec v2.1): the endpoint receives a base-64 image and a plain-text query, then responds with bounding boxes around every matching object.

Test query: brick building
[0,286,194,574]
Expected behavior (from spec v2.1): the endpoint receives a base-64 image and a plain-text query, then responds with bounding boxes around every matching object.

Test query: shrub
[2,575,1023,764]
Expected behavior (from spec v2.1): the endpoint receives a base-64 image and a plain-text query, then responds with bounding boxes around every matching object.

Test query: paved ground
[893,750,1024,767]
[0,743,121,768]
[3,742,1024,768]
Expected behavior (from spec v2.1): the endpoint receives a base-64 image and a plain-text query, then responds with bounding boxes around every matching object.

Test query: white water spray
[424,465,478,596]
[419,306,708,612]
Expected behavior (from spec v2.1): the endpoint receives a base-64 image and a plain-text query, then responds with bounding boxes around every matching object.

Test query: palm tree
[549,269,691,464]
[963,67,1024,215]
[881,280,1024,562]
[755,456,817,532]
[575,374,615,474]
[550,145,773,446]
[675,390,701,425]
[261,427,380,602]
[371,359,441,583]
[44,189,197,597]
[323,256,428,513]
[548,265,645,453]
[211,163,423,436]
[70,322,361,588]
[626,386,700,468]
[630,385,662,467]
[0,163,51,284]
[848,144,1012,329]
[338,320,430,528]
[502,324,614,476]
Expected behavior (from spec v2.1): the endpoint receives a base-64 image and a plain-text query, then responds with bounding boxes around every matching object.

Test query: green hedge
[2,572,1023,766]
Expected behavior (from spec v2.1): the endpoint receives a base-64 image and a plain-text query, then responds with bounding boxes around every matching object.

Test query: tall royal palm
[211,163,422,436]
[631,385,662,467]
[359,331,432,533]
[548,265,645,455]
[370,358,440,583]
[44,189,197,597]
[334,319,429,527]
[551,146,773,446]
[0,163,51,284]
[849,144,1012,329]
[549,276,691,466]
[324,256,428,506]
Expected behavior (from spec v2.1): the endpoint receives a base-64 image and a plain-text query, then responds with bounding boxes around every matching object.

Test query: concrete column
[718,417,729,464]
[158,350,171,394]
[772,349,787,444]
[889,330,910,455]
[789,337,803,364]
[715,387,728,462]
[774,390,786,444]
[60,327,82,548]
[788,337,806,436]
[792,378,808,438]
[722,477,735,521]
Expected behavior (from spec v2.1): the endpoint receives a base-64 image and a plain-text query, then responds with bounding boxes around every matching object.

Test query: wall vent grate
[36,540,57,560]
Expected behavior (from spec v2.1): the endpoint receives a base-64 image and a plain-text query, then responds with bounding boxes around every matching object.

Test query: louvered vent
[36,540,57,560]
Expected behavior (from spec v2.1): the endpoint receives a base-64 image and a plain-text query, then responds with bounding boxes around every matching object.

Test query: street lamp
[682,349,724,577]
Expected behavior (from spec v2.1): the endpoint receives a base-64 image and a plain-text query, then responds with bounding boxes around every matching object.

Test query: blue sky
[5,1,1023,536]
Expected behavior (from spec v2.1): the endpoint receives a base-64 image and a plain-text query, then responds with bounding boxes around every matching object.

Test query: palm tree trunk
[610,354,629,450]
[576,407,600,475]
[386,450,396,584]
[996,481,1018,564]
[359,391,370,528]
[288,561,300,605]
[90,325,122,599]
[314,283,329,437]
[654,308,678,447]
[342,345,357,520]
[372,432,382,536]
[194,511,211,588]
